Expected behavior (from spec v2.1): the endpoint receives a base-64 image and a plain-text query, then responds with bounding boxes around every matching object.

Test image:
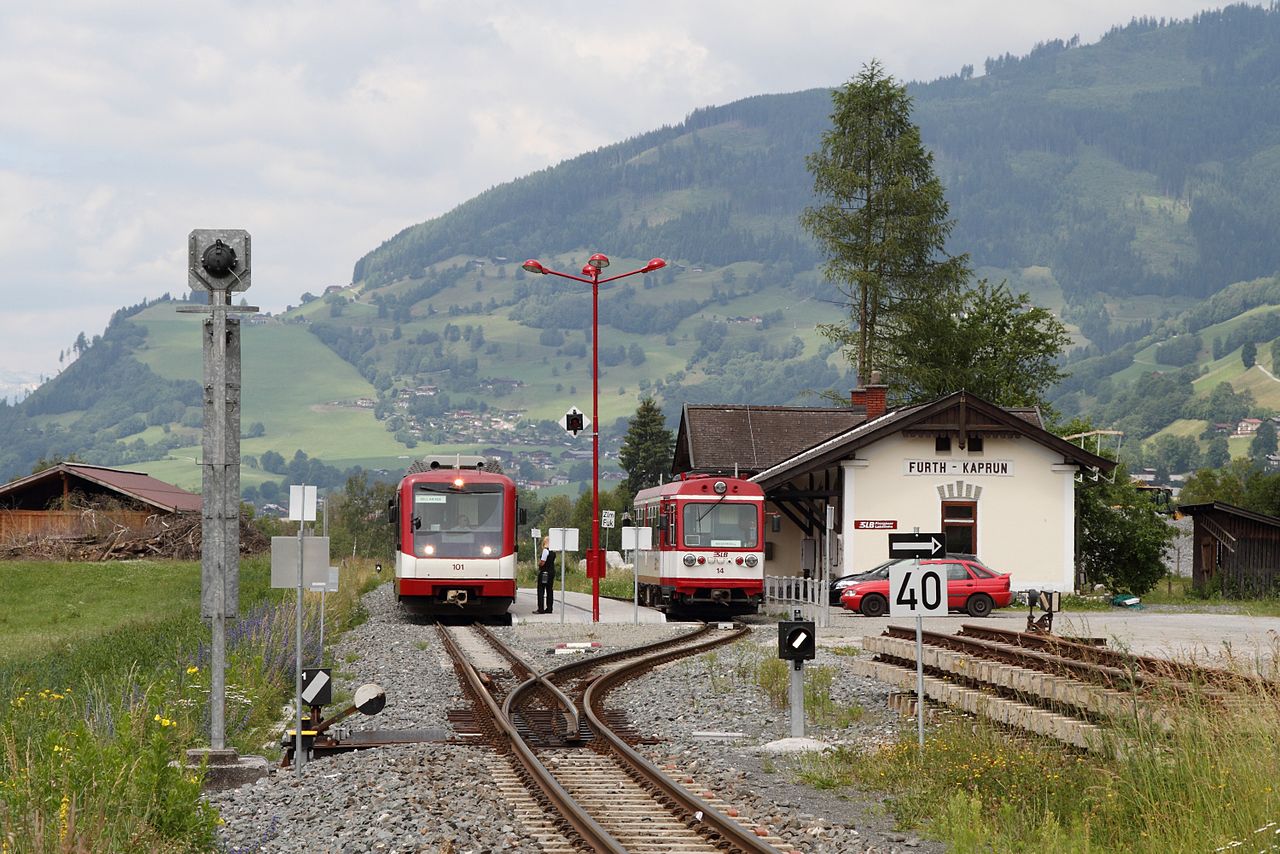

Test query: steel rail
[959,624,1278,694]
[472,624,583,740]
[883,623,1171,693]
[581,625,784,854]
[436,624,626,852]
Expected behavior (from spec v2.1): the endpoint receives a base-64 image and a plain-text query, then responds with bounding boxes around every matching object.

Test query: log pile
[1,511,269,561]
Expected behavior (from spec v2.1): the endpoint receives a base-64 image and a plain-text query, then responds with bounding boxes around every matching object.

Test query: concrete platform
[512,586,668,624]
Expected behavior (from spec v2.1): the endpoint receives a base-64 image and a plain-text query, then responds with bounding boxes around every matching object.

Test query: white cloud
[0,0,1225,380]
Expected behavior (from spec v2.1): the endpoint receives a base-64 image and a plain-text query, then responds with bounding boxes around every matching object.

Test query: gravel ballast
[209,586,942,853]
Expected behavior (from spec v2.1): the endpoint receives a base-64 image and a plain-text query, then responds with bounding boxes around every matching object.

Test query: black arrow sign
[888,532,947,560]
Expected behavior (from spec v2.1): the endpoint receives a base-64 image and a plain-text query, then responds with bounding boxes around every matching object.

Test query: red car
[839,557,1012,618]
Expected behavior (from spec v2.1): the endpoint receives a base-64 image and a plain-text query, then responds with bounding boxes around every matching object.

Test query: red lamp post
[521,254,666,622]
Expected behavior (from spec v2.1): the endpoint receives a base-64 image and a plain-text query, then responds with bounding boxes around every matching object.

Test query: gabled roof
[749,391,1115,490]
[672,404,866,476]
[1177,501,1280,529]
[0,463,202,514]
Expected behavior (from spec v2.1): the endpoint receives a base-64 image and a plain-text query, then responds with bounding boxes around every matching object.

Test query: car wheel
[966,593,994,618]
[860,594,888,618]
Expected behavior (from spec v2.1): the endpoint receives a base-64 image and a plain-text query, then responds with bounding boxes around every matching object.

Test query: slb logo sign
[889,564,949,617]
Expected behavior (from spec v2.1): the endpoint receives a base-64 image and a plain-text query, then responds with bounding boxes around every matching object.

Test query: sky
[0,0,1225,401]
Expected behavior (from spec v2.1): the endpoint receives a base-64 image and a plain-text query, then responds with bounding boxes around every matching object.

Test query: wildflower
[186,665,200,675]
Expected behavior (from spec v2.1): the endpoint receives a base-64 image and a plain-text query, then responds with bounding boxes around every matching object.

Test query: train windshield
[412,484,504,559]
[681,502,759,549]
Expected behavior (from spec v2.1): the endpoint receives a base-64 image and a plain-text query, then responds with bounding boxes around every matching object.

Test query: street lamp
[522,253,666,622]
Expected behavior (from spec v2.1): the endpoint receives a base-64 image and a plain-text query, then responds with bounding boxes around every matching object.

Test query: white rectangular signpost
[621,526,654,623]
[888,532,948,750]
[282,485,325,774]
[549,528,579,623]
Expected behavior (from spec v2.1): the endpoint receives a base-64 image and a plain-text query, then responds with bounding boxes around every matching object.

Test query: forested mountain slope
[7,5,1280,486]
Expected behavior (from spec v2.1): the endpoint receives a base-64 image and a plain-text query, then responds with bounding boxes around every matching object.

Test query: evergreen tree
[1250,420,1277,461]
[1242,340,1257,368]
[801,60,969,385]
[1204,436,1231,469]
[618,397,675,499]
[1272,338,1280,371]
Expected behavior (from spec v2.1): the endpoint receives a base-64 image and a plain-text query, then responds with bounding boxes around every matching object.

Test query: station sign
[854,519,897,530]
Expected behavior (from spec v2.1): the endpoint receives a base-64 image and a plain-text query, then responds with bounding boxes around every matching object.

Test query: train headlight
[683,554,696,567]
[745,554,759,567]
[422,545,435,556]
[481,545,493,556]
[713,480,727,495]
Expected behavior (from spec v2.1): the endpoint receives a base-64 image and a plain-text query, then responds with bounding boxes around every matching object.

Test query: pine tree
[801,60,969,386]
[618,397,675,499]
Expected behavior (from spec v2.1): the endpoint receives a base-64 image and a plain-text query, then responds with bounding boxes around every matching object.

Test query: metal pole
[559,544,566,624]
[632,547,638,625]
[295,521,305,774]
[789,660,805,738]
[319,588,325,665]
[915,563,925,751]
[209,295,227,751]
[590,275,601,623]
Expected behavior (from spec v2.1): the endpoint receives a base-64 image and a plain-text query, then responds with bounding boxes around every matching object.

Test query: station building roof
[0,463,202,514]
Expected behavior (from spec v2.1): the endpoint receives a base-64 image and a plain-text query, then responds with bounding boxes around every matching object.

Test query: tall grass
[0,557,386,852]
[796,666,1280,852]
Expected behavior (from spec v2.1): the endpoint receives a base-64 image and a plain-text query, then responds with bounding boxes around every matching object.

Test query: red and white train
[631,474,765,615]
[389,455,522,619]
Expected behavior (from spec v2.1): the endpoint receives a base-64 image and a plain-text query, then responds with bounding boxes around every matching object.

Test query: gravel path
[209,586,941,853]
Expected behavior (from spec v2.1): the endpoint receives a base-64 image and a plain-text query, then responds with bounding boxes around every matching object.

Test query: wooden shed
[1178,502,1280,597]
[0,463,201,542]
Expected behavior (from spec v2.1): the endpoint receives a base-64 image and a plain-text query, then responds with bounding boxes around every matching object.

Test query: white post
[559,548,566,624]
[295,521,305,774]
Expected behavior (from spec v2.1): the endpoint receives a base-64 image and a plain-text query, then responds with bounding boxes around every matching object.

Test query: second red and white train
[631,474,765,615]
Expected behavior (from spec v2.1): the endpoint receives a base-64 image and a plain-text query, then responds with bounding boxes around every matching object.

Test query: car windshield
[412,484,503,558]
[681,502,759,549]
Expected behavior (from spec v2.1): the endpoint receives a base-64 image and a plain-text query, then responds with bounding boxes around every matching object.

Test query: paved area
[512,587,668,624]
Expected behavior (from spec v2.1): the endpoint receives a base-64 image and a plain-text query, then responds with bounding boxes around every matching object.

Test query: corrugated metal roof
[0,463,201,513]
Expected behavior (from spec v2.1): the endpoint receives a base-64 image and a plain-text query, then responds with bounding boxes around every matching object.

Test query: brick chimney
[850,370,889,420]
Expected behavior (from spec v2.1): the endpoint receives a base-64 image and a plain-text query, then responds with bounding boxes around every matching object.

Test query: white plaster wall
[843,433,1076,591]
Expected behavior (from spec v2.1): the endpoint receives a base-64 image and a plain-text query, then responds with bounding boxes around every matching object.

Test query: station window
[941,500,977,554]
[935,436,951,453]
[968,435,984,453]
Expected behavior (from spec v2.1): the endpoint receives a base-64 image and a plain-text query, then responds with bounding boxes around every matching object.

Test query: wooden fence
[0,510,154,542]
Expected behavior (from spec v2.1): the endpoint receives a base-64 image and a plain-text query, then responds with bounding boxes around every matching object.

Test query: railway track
[438,623,791,853]
[850,623,1277,752]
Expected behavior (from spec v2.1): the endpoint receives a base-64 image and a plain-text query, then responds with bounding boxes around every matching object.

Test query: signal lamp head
[201,239,238,278]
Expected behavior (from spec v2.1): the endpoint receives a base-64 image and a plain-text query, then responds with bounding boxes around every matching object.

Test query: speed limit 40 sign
[889,563,949,617]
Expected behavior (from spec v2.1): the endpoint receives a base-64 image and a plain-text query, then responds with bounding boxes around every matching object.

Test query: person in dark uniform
[536,536,556,613]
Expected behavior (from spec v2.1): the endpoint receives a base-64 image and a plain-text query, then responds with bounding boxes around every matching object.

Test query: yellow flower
[154,713,162,722]
[186,666,199,675]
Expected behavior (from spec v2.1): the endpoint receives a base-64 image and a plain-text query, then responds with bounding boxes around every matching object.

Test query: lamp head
[521,259,547,274]
[643,258,667,273]
[581,264,597,278]
[587,253,610,269]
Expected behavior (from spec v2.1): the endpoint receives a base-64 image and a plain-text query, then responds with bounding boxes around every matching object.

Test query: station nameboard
[903,459,1014,476]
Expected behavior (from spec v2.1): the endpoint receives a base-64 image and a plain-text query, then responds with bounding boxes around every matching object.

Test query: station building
[672,382,1114,593]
